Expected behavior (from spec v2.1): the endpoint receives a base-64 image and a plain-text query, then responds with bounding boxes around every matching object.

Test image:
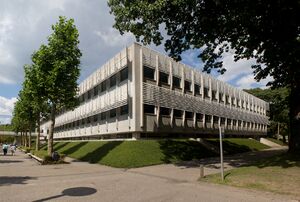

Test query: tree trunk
[20,131,23,146]
[36,113,40,151]
[289,84,300,152]
[29,124,32,149]
[48,105,56,156]
[25,130,28,147]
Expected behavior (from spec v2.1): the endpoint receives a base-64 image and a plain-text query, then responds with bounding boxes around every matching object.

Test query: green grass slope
[37,138,269,168]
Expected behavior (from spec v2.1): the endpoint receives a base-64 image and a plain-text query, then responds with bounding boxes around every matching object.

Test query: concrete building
[41,43,269,139]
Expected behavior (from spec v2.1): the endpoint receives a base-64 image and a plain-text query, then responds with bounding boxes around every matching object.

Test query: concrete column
[132,132,141,140]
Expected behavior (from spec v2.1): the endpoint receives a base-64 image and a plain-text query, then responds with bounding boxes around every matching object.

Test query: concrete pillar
[132,132,141,140]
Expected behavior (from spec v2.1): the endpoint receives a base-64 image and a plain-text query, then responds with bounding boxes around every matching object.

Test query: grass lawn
[32,138,269,168]
[202,153,300,197]
[207,138,270,155]
[266,138,287,146]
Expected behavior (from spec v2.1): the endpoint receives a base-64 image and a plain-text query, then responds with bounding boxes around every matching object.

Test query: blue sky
[0,0,271,124]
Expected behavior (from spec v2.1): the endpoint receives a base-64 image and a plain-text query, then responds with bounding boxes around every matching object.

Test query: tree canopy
[108,0,300,152]
[11,16,82,155]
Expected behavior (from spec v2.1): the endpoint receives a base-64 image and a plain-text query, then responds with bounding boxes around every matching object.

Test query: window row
[78,67,128,104]
[143,104,266,129]
[143,65,265,115]
[54,105,129,132]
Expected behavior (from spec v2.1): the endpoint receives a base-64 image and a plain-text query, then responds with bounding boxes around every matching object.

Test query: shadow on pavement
[32,187,97,202]
[0,176,37,186]
[0,160,23,164]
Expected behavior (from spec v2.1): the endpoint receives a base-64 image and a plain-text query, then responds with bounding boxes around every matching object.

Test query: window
[93,114,98,122]
[100,81,106,93]
[205,115,211,123]
[81,118,85,125]
[88,90,92,100]
[144,66,155,80]
[173,109,183,118]
[87,116,91,124]
[194,84,201,95]
[225,95,230,105]
[110,109,116,118]
[185,111,193,119]
[184,80,191,91]
[120,67,128,82]
[221,117,226,124]
[100,112,106,120]
[231,98,235,106]
[196,113,203,121]
[212,90,217,100]
[160,107,170,116]
[213,116,219,123]
[144,104,155,114]
[120,105,128,115]
[219,93,224,102]
[159,71,169,84]
[227,119,232,125]
[93,85,98,96]
[110,74,117,88]
[204,87,210,98]
[173,76,181,88]
[76,120,80,126]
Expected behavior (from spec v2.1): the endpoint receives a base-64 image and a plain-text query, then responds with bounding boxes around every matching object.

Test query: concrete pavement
[0,149,297,202]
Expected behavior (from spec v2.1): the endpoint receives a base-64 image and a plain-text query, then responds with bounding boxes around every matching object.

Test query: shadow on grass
[53,142,69,152]
[159,139,217,165]
[80,141,123,163]
[252,152,300,169]
[207,140,253,155]
[0,176,37,186]
[60,142,88,155]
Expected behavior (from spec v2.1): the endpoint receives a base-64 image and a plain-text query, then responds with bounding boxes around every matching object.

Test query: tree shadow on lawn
[206,140,253,155]
[80,141,123,164]
[60,142,88,155]
[158,139,217,165]
[252,152,300,169]
[0,176,37,186]
[53,142,69,152]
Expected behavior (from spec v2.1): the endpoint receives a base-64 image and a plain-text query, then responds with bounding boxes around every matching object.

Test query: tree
[33,16,81,155]
[108,0,300,152]
[245,88,289,142]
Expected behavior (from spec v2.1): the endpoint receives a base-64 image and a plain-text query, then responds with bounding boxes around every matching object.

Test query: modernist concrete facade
[41,43,269,139]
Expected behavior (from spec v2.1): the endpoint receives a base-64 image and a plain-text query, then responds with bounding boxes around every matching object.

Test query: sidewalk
[0,147,297,202]
[129,147,288,182]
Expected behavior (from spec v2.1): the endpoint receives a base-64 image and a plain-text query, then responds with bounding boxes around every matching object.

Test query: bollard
[199,164,204,178]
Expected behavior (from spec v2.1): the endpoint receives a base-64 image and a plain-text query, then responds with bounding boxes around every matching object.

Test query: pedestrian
[10,144,16,156]
[2,143,8,155]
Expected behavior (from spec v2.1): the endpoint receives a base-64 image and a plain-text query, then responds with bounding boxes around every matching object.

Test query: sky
[0,0,271,124]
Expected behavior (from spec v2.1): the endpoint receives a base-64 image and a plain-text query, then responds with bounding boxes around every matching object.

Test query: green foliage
[0,125,13,131]
[245,88,289,139]
[0,135,15,143]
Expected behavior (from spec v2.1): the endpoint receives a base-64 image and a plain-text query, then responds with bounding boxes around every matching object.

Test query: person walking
[10,144,16,156]
[2,143,8,155]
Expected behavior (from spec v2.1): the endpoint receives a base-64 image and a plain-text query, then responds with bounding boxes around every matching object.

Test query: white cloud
[0,96,17,116]
[95,28,134,47]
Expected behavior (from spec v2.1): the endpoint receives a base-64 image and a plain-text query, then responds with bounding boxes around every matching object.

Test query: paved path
[0,148,297,202]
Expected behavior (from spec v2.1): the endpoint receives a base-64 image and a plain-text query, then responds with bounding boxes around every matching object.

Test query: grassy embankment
[202,152,300,197]
[32,138,269,168]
